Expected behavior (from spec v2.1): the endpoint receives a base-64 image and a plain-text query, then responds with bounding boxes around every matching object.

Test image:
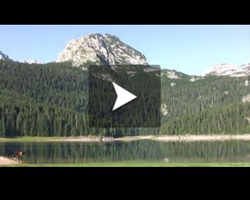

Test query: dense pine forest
[161,71,250,134]
[1,60,250,137]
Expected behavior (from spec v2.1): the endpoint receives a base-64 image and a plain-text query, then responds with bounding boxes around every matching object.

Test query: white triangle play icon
[112,82,137,111]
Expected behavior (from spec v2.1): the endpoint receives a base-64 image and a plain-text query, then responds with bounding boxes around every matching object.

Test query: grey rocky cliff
[56,33,148,66]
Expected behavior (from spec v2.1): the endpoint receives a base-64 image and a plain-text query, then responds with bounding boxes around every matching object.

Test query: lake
[1,140,250,164]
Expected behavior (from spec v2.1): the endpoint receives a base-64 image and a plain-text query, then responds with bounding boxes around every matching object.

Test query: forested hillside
[0,61,89,137]
[161,72,250,134]
[1,60,250,137]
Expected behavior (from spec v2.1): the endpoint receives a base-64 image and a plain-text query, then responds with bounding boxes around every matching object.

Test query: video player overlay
[88,65,161,128]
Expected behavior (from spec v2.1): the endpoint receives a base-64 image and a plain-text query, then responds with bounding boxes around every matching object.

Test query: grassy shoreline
[2,162,250,167]
[0,136,143,142]
[2,134,250,143]
[0,136,66,142]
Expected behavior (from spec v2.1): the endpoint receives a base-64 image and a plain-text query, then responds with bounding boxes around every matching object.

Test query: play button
[112,82,137,111]
[88,64,161,128]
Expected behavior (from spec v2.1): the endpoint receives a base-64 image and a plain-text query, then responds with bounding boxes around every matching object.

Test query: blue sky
[0,25,249,75]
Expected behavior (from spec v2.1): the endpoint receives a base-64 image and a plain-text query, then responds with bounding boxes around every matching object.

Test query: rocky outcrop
[204,63,250,77]
[0,51,14,62]
[56,33,148,66]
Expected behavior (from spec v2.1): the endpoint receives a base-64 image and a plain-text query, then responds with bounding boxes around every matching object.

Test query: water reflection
[1,140,250,164]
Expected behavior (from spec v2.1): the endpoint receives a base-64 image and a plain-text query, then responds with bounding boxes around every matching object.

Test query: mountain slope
[1,60,250,136]
[160,72,250,134]
[56,33,148,66]
[204,63,250,77]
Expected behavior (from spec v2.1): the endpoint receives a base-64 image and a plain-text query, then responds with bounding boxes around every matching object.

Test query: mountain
[2,33,250,137]
[160,69,250,135]
[204,63,250,77]
[0,51,43,64]
[0,51,13,62]
[56,33,148,66]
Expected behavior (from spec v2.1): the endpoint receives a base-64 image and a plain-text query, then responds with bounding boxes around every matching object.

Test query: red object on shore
[13,151,25,156]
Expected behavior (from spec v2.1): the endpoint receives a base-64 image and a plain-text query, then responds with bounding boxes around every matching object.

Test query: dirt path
[61,137,101,142]
[0,157,20,165]
[153,134,250,142]
[61,136,114,142]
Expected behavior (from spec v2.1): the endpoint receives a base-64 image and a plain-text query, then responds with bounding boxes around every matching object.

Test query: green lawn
[2,162,250,167]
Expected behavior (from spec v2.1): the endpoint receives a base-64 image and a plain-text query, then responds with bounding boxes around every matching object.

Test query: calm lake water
[1,140,250,164]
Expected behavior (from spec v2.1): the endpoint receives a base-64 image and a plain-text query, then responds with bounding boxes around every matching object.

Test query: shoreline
[2,161,250,167]
[1,134,250,143]
[151,134,250,142]
[0,157,20,165]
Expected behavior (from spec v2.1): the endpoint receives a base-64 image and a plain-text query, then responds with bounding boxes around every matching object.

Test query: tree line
[1,60,250,137]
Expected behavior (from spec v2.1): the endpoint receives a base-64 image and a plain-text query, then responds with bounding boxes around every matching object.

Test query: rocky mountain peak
[56,33,148,66]
[0,51,13,62]
[204,63,250,77]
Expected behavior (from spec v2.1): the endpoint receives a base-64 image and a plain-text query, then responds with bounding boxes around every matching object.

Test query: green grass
[2,162,250,167]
